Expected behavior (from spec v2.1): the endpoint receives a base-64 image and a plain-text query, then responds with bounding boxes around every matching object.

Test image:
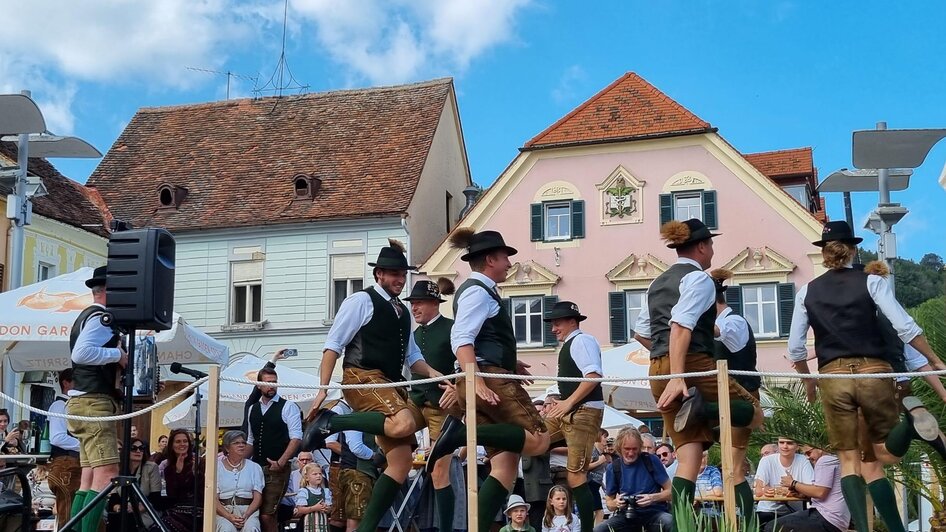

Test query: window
[741,284,779,338]
[530,200,585,242]
[231,260,263,324]
[608,290,648,344]
[625,290,648,339]
[511,296,544,347]
[37,262,55,281]
[331,254,365,317]
[659,190,718,229]
[782,185,810,209]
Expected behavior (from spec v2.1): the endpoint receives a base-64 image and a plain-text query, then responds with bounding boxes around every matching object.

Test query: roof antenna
[186,67,260,100]
[255,0,309,98]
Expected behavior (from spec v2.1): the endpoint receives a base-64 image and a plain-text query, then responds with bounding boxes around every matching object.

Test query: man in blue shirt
[593,427,673,532]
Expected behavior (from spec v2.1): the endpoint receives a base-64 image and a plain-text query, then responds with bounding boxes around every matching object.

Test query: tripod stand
[61,316,169,532]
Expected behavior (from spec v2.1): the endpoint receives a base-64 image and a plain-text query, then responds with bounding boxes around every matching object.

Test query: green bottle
[39,420,51,454]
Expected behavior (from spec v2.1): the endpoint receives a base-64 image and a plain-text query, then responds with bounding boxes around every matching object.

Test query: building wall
[21,216,107,285]
[425,133,824,375]
[406,94,472,265]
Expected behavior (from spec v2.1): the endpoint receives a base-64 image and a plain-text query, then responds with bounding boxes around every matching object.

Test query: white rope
[0,377,208,422]
[729,368,946,379]
[218,372,465,390]
[473,371,720,381]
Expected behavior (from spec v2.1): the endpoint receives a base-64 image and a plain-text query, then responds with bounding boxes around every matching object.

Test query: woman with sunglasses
[106,438,162,531]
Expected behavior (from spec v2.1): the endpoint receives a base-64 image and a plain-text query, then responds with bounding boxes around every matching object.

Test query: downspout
[401,215,412,288]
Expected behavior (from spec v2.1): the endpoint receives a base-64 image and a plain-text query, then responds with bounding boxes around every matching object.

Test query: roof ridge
[744,146,812,156]
[138,77,454,114]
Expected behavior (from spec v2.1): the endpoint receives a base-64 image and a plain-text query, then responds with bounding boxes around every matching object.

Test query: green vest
[410,315,455,406]
[558,332,603,405]
[712,313,760,392]
[70,305,122,396]
[249,399,290,465]
[355,433,381,479]
[453,278,517,371]
[343,287,411,382]
[647,262,716,359]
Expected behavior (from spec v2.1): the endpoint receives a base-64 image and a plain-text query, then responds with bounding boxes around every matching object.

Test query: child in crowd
[501,494,536,532]
[293,464,332,532]
[542,485,580,532]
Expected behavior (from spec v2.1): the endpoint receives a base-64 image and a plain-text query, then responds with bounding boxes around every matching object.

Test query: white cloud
[551,65,588,104]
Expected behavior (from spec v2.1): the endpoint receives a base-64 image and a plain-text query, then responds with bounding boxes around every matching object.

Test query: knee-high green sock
[571,482,595,532]
[734,481,755,522]
[329,411,387,435]
[869,478,906,532]
[885,417,916,458]
[705,401,756,427]
[356,474,402,532]
[478,476,510,532]
[671,477,695,514]
[442,423,526,454]
[841,475,870,532]
[69,490,88,519]
[435,486,456,532]
[80,490,107,532]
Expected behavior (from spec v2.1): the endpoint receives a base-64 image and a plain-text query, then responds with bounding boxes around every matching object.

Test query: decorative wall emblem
[604,177,638,219]
[597,165,645,226]
[662,170,714,193]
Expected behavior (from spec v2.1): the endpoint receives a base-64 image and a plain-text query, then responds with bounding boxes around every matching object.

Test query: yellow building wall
[21,215,107,285]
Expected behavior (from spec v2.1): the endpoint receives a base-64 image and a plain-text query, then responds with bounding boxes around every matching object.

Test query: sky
[4,0,945,261]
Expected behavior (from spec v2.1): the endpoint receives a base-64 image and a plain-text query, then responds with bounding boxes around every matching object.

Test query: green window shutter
[571,200,585,239]
[777,283,795,338]
[608,291,627,345]
[530,203,544,242]
[659,194,673,225]
[542,295,559,346]
[501,297,512,317]
[702,190,718,229]
[725,285,743,317]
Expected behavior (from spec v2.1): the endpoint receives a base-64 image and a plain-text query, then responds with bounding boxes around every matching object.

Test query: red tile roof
[0,142,111,237]
[87,79,454,232]
[523,72,712,149]
[743,148,813,178]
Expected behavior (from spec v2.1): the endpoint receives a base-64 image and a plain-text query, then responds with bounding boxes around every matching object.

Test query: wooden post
[202,366,220,531]
[465,362,479,532]
[716,360,737,530]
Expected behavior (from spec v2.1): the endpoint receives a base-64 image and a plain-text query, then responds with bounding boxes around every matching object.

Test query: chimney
[459,185,481,219]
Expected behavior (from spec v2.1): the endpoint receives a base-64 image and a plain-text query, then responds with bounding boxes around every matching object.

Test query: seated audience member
[151,434,168,463]
[158,429,205,531]
[695,451,723,518]
[593,427,672,532]
[217,430,264,532]
[755,437,814,527]
[654,443,677,477]
[760,443,777,458]
[639,433,657,455]
[764,444,850,532]
[107,438,162,531]
[278,451,314,526]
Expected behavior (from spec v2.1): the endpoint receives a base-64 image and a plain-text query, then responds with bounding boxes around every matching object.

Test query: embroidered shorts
[420,401,463,442]
[66,394,120,468]
[545,405,605,473]
[861,379,911,462]
[338,468,375,520]
[817,357,900,452]
[649,353,760,448]
[341,367,424,453]
[47,454,81,526]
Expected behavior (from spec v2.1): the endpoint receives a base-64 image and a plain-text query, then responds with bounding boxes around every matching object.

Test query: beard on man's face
[261,386,277,398]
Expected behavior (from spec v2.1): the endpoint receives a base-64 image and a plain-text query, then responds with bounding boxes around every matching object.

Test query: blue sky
[6,1,945,260]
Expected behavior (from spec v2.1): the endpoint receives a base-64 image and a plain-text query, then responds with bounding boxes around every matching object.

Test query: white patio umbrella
[0,267,228,371]
[539,384,644,431]
[163,355,340,429]
[600,341,657,411]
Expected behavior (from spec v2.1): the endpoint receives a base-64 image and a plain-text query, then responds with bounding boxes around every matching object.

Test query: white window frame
[330,254,366,318]
[511,295,544,347]
[544,202,572,241]
[37,261,56,282]
[673,192,703,221]
[624,289,648,339]
[782,184,810,209]
[741,283,779,338]
[230,259,263,325]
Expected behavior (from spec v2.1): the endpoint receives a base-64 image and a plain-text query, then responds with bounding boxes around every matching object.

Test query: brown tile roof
[523,72,713,149]
[0,142,111,237]
[87,78,454,232]
[743,148,813,178]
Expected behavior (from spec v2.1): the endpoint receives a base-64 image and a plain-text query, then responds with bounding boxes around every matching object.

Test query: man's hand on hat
[657,378,688,410]
[474,376,500,406]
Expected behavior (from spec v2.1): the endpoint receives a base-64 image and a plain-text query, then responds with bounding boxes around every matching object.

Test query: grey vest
[647,262,716,359]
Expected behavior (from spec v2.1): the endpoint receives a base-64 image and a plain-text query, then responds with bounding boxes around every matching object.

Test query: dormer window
[292,174,321,201]
[157,184,188,209]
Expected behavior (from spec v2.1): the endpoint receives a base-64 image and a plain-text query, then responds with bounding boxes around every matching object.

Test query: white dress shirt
[69,304,122,396]
[48,398,80,452]
[217,456,265,500]
[324,284,423,367]
[246,394,304,445]
[450,272,501,357]
[787,271,923,362]
[714,307,750,353]
[633,258,715,337]
[563,330,605,409]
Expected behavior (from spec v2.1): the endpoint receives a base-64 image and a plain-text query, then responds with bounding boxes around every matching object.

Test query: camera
[622,494,639,520]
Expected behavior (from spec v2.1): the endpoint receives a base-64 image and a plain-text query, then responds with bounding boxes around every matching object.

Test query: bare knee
[431,456,452,488]
[522,431,550,456]
[385,412,417,439]
[567,471,586,488]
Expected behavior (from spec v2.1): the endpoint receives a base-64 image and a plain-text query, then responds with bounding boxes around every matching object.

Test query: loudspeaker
[106,228,176,331]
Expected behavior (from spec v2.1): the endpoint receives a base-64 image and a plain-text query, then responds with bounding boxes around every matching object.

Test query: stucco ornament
[604,177,638,219]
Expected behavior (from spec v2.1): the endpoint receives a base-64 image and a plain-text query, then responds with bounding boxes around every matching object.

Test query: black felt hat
[451,228,518,262]
[812,221,863,247]
[543,301,587,322]
[663,219,721,249]
[368,239,417,270]
[85,266,107,288]
[403,280,446,303]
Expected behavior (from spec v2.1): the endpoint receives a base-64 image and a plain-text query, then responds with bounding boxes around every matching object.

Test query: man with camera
[593,427,672,532]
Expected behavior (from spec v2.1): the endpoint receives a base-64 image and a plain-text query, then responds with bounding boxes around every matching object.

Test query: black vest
[343,288,411,382]
[339,432,380,479]
[647,263,717,359]
[452,278,517,371]
[558,333,603,405]
[249,399,290,465]
[804,269,886,367]
[713,313,760,392]
[410,316,455,406]
[69,305,121,396]
[49,396,79,459]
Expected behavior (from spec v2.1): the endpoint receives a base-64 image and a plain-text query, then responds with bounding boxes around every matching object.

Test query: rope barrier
[0,377,208,422]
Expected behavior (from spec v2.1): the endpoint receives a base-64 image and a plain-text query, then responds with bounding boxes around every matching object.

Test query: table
[386,461,427,532]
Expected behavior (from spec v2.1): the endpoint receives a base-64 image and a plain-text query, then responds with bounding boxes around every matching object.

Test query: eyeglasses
[130,445,146,451]
[658,451,671,457]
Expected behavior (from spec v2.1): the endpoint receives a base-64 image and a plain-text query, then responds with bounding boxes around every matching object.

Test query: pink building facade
[421,73,828,414]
